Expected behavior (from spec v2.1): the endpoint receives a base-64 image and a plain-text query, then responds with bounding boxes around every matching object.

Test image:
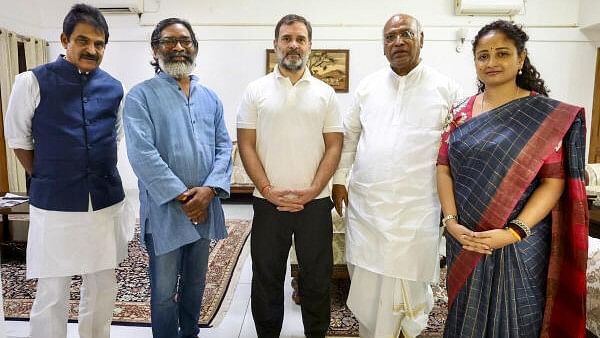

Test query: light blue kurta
[124,72,232,256]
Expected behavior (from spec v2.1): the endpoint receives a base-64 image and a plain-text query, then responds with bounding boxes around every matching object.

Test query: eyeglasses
[155,37,194,49]
[384,30,416,43]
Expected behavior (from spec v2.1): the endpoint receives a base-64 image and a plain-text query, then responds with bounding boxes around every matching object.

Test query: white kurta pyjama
[333,63,461,337]
[4,71,133,279]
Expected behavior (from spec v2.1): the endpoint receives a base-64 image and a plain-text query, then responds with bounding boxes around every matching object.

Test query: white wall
[1,0,598,192]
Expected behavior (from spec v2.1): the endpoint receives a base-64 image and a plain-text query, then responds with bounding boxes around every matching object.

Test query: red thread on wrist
[260,185,272,196]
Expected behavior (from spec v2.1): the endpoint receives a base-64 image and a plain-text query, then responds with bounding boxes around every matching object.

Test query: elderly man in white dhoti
[332,13,461,338]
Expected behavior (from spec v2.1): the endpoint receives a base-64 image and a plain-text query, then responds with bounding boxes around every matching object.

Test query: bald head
[384,14,421,35]
[382,13,423,75]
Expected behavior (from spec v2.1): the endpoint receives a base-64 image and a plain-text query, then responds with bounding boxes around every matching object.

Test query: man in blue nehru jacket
[124,18,232,337]
[4,4,130,338]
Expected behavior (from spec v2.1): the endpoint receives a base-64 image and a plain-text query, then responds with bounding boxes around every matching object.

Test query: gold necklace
[481,86,520,112]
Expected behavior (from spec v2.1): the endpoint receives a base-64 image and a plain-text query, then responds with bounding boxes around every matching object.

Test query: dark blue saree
[443,95,588,338]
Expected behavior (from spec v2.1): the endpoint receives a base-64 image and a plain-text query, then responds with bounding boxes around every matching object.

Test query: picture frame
[266,49,349,93]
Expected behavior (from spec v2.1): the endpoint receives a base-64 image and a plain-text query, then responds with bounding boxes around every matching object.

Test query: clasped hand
[179,187,214,224]
[264,186,318,212]
[446,222,519,255]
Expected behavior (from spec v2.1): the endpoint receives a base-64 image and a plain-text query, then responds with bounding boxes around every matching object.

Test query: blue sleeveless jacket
[29,56,124,211]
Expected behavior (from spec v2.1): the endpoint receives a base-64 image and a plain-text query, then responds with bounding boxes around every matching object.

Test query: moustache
[167,53,193,63]
[80,53,98,61]
[285,51,302,58]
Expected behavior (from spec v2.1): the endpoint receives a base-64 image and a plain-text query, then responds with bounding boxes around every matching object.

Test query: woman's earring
[518,68,522,75]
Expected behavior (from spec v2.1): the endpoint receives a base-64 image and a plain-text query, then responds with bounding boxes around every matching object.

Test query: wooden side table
[0,192,29,241]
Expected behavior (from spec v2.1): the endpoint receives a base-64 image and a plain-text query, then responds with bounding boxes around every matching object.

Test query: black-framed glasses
[155,37,194,49]
[384,30,416,43]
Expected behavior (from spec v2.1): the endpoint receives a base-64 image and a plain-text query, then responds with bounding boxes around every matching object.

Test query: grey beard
[277,53,308,72]
[159,59,195,79]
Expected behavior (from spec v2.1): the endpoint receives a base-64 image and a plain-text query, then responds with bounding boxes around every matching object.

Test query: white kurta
[4,71,134,279]
[333,63,461,282]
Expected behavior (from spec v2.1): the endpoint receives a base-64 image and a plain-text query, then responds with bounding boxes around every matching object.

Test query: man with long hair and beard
[237,14,343,338]
[123,18,232,338]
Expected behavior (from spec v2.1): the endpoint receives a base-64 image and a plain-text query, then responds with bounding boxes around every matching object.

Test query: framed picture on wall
[266,49,349,93]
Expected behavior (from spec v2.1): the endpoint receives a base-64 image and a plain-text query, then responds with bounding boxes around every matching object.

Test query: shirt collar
[157,70,198,86]
[389,59,424,80]
[57,54,97,76]
[273,64,312,83]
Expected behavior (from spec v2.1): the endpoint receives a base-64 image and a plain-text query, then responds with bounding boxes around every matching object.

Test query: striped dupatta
[445,95,588,337]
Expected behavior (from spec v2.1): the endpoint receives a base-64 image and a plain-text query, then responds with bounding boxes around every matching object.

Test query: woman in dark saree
[436,20,588,338]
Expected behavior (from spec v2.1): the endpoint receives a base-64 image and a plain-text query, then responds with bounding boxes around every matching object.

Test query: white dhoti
[332,64,460,338]
[347,265,433,338]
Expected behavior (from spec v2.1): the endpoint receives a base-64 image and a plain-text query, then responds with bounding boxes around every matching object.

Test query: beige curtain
[0,28,48,192]
[24,36,48,69]
[0,28,23,192]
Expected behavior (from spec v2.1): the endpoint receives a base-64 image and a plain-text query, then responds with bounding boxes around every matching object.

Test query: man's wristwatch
[209,186,219,197]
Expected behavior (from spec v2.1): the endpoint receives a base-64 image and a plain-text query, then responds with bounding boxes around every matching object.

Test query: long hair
[472,20,549,96]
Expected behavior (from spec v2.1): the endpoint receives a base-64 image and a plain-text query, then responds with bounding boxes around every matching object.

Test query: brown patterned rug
[1,219,252,327]
[327,270,447,337]
[1,216,447,336]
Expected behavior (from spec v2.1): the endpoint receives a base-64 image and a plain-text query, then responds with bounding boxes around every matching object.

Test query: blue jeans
[145,234,210,338]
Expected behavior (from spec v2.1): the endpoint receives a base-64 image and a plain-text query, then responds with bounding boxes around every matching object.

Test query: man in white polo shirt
[236,14,343,338]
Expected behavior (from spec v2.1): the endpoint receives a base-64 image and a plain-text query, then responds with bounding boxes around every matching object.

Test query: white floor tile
[222,203,254,220]
[203,282,251,338]
[5,319,29,337]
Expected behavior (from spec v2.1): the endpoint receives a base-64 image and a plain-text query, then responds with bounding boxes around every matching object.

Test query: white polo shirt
[236,65,343,199]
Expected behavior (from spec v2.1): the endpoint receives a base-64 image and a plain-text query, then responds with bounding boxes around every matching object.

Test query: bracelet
[504,227,522,241]
[506,223,526,239]
[260,184,272,196]
[441,214,458,226]
[508,219,531,238]
[209,186,219,197]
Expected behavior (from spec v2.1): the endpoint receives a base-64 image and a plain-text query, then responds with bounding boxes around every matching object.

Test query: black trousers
[251,197,333,338]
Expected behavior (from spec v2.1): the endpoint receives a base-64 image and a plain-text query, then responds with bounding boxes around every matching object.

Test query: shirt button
[86,145,92,150]
[83,97,88,103]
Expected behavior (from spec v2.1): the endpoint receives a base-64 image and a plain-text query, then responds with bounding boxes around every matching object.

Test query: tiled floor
[4,199,345,338]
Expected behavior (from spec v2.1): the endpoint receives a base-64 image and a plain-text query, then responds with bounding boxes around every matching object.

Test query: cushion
[588,237,600,337]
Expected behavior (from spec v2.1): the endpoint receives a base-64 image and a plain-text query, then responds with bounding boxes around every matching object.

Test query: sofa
[585,163,600,337]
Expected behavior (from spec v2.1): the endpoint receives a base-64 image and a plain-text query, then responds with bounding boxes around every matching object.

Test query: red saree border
[446,101,588,338]
[541,178,588,338]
